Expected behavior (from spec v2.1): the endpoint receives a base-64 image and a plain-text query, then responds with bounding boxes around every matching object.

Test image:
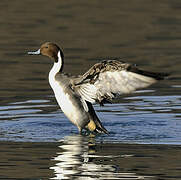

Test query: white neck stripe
[49,51,63,78]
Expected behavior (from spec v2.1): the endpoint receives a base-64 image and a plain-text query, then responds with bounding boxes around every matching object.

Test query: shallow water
[0,0,181,179]
[1,91,181,144]
[1,135,181,180]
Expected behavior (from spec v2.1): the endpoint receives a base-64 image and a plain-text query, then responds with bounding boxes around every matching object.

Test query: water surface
[0,0,181,179]
[1,135,181,180]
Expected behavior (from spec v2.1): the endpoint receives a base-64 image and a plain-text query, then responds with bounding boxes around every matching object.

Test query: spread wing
[71,60,168,105]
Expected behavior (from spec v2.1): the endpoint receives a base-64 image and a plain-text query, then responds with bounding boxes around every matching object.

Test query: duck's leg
[78,127,83,135]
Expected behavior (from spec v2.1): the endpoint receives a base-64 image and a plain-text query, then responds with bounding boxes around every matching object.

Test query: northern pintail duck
[28,42,168,134]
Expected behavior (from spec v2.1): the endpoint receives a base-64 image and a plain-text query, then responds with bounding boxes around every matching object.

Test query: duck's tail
[86,102,109,134]
[129,66,170,80]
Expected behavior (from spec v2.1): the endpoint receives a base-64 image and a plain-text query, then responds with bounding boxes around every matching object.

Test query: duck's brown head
[28,42,63,63]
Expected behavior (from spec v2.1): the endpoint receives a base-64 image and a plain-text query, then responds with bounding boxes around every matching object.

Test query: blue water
[0,0,181,145]
[1,84,181,144]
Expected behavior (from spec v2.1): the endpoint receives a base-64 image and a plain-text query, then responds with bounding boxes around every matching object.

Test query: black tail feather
[137,70,169,80]
[129,66,170,80]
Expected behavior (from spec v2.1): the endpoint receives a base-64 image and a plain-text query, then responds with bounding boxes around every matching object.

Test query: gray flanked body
[49,70,89,132]
[28,42,168,134]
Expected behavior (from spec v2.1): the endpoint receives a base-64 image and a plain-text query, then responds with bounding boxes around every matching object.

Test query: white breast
[48,58,89,129]
[50,74,89,130]
[49,75,78,120]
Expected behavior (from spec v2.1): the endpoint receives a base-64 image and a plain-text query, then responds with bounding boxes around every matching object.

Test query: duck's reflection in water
[50,135,152,180]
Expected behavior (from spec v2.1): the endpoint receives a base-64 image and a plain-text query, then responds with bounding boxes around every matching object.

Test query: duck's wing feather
[72,60,168,105]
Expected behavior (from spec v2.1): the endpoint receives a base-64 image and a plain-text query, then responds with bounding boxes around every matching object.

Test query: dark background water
[0,0,180,143]
[0,0,181,179]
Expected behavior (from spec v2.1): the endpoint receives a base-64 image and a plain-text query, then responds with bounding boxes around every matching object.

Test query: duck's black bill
[28,49,40,55]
